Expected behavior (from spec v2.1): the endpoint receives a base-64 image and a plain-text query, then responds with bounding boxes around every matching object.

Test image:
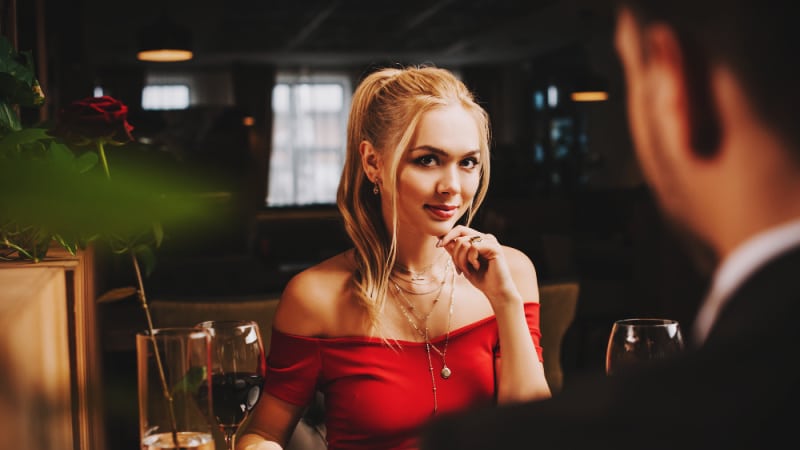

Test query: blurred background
[3,0,710,449]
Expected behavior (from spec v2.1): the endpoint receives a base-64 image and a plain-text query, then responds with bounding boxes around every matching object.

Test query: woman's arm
[439,226,551,403]
[492,246,550,403]
[237,267,335,449]
[236,392,307,450]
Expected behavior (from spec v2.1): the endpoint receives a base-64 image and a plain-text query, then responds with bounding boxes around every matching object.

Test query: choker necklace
[393,263,456,415]
[393,252,447,284]
[390,278,441,296]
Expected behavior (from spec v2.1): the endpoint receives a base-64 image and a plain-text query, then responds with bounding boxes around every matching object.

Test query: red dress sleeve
[262,328,321,406]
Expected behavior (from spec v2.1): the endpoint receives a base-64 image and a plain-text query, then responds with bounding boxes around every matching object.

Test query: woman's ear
[359,140,382,181]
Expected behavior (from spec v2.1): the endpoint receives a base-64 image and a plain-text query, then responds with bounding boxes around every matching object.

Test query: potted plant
[1,34,215,450]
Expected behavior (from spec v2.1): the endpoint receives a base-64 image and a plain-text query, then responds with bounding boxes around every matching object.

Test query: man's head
[615,0,799,154]
[613,0,800,259]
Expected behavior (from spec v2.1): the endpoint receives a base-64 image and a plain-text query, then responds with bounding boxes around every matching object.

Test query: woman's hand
[438,225,522,308]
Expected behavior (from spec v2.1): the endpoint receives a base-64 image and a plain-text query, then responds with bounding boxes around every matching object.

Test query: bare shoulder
[501,245,535,270]
[273,250,356,336]
[501,245,539,303]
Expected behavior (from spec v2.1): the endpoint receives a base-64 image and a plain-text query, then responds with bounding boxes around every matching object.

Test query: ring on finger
[469,235,483,244]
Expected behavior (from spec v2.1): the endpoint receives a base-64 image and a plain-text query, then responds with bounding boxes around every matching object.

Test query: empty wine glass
[197,320,266,450]
[605,318,684,376]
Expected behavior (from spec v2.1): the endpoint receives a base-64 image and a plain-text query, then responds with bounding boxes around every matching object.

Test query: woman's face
[382,104,482,240]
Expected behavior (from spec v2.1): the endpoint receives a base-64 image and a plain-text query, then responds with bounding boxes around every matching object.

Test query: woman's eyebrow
[409,145,447,154]
[409,145,480,156]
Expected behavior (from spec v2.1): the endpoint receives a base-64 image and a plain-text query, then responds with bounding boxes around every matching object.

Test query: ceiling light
[571,91,608,102]
[570,72,609,102]
[137,14,193,63]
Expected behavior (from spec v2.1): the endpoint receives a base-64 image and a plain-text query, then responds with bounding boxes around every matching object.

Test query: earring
[373,181,380,195]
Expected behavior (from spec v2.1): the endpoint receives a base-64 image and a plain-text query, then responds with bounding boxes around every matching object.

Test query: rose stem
[133,252,180,447]
[96,140,111,179]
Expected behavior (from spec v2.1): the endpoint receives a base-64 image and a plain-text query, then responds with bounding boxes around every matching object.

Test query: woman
[238,65,550,450]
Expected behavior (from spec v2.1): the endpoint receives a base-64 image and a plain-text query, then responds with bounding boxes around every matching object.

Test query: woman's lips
[425,204,458,220]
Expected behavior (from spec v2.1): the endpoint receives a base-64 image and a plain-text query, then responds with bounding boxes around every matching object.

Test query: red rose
[52,95,134,145]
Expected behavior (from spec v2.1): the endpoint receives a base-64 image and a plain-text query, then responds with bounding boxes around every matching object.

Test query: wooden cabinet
[0,248,104,450]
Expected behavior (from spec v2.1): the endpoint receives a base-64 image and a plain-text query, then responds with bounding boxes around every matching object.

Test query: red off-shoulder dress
[263,302,543,450]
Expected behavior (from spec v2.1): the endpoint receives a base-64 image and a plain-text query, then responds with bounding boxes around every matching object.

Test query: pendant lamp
[137,12,193,62]
[570,71,609,102]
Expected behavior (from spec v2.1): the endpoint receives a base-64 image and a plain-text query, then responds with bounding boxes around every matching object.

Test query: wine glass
[605,318,685,376]
[197,320,266,450]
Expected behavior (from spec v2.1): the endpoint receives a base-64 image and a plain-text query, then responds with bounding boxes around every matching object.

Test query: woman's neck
[394,240,447,272]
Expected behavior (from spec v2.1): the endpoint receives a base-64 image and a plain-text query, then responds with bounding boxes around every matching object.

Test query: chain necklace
[392,252,448,285]
[389,274,442,295]
[392,260,450,356]
[392,264,457,414]
[392,259,450,317]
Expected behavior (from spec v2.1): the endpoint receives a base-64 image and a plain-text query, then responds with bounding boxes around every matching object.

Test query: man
[420,0,800,448]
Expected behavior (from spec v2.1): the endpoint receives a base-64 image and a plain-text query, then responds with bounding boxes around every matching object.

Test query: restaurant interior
[2,0,712,449]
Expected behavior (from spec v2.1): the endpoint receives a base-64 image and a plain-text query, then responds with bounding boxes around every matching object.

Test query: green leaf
[96,286,138,303]
[171,366,207,396]
[0,127,50,156]
[72,149,99,173]
[134,244,157,276]
[0,102,21,134]
[48,139,75,161]
[52,234,77,255]
[152,222,164,248]
[0,35,45,107]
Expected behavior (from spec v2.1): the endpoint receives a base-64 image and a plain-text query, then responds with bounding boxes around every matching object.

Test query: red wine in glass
[206,372,264,427]
[197,320,266,450]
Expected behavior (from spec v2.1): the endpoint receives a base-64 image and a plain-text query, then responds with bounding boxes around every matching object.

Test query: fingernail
[436,238,443,247]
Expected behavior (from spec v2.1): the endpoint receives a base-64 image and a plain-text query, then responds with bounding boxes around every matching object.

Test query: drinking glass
[605,318,685,376]
[137,327,215,450]
[196,320,266,450]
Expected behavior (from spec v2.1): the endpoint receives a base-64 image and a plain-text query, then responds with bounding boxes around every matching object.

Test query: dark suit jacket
[419,246,800,450]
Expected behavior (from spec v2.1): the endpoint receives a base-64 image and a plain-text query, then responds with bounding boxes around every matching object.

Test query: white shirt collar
[693,218,800,346]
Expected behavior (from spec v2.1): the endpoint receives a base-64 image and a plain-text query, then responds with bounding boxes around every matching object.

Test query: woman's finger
[468,241,481,271]
[439,227,498,275]
[451,235,472,274]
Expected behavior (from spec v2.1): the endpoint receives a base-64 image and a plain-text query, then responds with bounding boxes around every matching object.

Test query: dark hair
[616,0,800,158]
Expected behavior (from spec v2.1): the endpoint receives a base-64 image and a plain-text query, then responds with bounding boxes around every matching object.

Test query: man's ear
[359,140,381,181]
[647,24,720,158]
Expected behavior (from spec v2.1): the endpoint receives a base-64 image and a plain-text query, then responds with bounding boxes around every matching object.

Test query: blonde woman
[238,65,550,450]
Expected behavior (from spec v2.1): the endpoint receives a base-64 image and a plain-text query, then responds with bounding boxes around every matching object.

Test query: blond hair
[336,65,491,333]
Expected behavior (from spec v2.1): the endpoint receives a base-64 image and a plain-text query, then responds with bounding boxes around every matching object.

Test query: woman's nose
[436,165,460,195]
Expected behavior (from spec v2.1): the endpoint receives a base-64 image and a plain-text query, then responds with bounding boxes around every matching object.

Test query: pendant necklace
[392,260,450,357]
[393,263,457,414]
[431,266,456,380]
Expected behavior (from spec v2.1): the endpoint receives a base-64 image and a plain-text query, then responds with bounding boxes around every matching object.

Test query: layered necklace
[391,258,456,414]
[392,251,448,285]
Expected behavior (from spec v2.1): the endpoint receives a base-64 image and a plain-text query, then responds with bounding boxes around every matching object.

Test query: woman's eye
[415,155,438,167]
[460,157,479,169]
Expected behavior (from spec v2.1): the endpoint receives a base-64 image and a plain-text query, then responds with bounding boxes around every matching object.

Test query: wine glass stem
[223,426,237,450]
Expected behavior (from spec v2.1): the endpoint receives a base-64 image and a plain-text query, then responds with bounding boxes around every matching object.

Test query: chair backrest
[538,281,580,394]
[149,296,280,351]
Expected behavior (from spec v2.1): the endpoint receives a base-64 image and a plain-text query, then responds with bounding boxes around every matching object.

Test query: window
[139,70,234,111]
[141,85,190,110]
[267,72,351,207]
